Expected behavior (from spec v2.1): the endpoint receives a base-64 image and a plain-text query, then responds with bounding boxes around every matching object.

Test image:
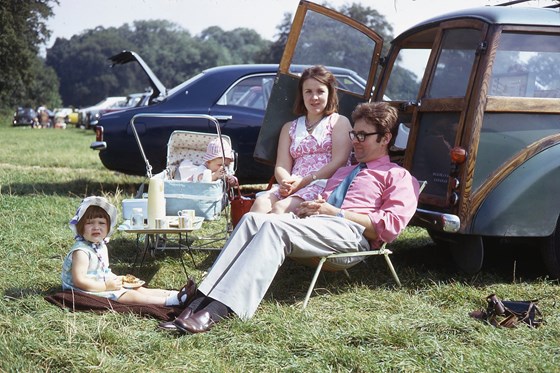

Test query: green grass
[0,123,559,372]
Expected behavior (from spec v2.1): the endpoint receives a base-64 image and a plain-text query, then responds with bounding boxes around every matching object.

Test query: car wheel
[540,215,560,279]
[430,230,485,275]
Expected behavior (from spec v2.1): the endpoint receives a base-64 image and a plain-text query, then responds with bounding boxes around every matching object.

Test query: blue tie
[327,163,366,208]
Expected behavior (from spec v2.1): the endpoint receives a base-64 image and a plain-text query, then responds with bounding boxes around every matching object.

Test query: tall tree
[0,0,61,110]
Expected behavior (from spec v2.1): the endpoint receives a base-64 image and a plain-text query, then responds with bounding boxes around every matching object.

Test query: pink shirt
[321,155,419,247]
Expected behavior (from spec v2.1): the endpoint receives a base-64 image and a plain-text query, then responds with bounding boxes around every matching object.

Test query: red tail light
[95,126,104,142]
[450,146,467,164]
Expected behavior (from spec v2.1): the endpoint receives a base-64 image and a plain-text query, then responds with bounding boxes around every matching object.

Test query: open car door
[254,0,384,165]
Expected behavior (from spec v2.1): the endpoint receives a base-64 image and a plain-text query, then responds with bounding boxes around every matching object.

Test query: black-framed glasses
[349,130,382,142]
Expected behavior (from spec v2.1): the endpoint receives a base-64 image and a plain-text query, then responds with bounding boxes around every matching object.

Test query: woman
[251,65,353,214]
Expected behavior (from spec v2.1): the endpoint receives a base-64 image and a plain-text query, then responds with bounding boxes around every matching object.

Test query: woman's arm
[274,122,296,191]
[71,250,122,291]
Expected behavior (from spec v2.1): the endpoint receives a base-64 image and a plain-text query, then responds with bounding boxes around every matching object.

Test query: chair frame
[301,180,426,309]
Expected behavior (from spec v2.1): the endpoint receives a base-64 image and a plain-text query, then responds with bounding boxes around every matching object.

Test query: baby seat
[153,130,235,221]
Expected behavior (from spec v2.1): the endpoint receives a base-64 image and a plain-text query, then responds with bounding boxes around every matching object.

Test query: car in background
[91,51,368,184]
[89,91,152,128]
[13,107,37,127]
[78,96,126,129]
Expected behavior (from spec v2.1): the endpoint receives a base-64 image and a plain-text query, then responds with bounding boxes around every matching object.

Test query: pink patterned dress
[272,112,349,201]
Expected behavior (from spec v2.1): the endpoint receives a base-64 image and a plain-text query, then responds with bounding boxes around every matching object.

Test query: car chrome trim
[90,141,107,150]
[414,208,461,233]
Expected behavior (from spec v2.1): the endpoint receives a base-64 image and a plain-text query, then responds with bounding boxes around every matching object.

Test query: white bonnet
[69,196,118,238]
[203,138,233,162]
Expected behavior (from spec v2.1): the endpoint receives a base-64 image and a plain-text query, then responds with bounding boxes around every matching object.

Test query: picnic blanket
[45,290,183,321]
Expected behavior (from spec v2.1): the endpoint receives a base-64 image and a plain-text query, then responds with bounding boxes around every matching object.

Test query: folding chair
[301,180,427,309]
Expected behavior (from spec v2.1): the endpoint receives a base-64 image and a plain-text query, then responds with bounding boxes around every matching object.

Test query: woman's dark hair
[351,102,399,147]
[76,206,110,236]
[293,65,339,116]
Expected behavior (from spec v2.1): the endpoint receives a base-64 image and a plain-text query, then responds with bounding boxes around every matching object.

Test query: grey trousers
[197,212,370,320]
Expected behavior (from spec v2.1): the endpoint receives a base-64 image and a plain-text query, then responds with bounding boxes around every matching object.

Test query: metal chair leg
[302,257,327,309]
[383,252,401,286]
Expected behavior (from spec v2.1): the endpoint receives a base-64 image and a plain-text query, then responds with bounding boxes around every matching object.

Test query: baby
[176,138,235,182]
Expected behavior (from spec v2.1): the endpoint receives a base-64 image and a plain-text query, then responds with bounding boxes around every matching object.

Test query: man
[163,101,420,334]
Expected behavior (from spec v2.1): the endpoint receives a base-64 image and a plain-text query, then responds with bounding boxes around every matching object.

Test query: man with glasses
[162,101,420,334]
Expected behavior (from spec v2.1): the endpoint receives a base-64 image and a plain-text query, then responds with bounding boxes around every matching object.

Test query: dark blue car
[91,51,368,183]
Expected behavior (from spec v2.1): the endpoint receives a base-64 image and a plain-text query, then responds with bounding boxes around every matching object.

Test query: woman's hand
[279,177,301,197]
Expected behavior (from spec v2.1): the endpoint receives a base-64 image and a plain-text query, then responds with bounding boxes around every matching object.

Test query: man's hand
[297,195,336,217]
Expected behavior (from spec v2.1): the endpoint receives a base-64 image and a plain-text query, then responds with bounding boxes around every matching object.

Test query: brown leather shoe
[177,278,197,307]
[172,307,194,332]
[178,310,217,334]
[157,321,178,331]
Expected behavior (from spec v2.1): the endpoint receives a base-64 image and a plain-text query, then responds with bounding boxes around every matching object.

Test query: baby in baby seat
[176,137,235,183]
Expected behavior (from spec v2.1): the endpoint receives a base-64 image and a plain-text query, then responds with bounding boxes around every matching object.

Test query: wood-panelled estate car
[255,1,560,276]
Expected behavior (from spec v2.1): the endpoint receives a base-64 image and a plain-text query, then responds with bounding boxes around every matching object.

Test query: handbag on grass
[230,186,256,228]
[229,176,274,228]
[469,293,544,328]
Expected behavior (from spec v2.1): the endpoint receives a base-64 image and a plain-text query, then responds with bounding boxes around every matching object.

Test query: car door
[254,0,384,165]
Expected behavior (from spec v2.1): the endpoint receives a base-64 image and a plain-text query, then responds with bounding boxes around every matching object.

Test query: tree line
[1,1,404,112]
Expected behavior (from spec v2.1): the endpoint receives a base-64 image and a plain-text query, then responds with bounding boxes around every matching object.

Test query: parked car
[89,91,152,128]
[78,96,126,129]
[91,51,369,184]
[13,107,37,127]
[258,1,560,276]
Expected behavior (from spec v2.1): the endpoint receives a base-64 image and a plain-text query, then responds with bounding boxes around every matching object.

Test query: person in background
[61,196,196,306]
[250,65,353,214]
[162,101,420,334]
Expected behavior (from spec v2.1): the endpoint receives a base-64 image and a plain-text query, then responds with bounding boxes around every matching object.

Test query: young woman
[250,65,353,214]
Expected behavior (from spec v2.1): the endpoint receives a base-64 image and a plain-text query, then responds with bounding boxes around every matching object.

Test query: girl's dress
[61,239,128,300]
[272,112,349,201]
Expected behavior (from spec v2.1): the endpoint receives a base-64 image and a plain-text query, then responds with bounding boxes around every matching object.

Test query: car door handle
[214,115,232,122]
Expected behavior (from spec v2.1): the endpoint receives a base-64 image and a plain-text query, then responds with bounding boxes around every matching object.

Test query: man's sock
[203,299,231,321]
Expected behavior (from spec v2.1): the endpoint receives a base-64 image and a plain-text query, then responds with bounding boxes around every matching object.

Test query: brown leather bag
[229,177,274,228]
[469,293,544,328]
[230,187,256,228]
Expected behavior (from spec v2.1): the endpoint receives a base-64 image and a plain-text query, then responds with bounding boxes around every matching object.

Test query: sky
[45,0,558,49]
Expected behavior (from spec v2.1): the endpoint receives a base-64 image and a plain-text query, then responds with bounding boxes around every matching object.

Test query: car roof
[199,63,363,76]
[396,6,560,43]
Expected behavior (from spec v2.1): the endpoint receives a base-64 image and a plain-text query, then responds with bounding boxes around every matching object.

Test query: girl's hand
[105,276,122,291]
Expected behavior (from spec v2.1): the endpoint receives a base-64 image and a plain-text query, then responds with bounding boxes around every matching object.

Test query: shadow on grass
[5,179,140,197]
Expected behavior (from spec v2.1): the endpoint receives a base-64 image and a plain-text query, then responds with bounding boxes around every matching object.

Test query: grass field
[0,121,558,372]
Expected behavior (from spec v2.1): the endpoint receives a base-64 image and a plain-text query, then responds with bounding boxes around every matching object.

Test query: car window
[410,112,460,196]
[216,75,275,110]
[385,48,431,101]
[427,28,482,98]
[489,33,560,98]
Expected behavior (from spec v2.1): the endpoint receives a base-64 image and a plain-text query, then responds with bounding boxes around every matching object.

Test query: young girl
[61,196,195,306]
[176,137,235,183]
